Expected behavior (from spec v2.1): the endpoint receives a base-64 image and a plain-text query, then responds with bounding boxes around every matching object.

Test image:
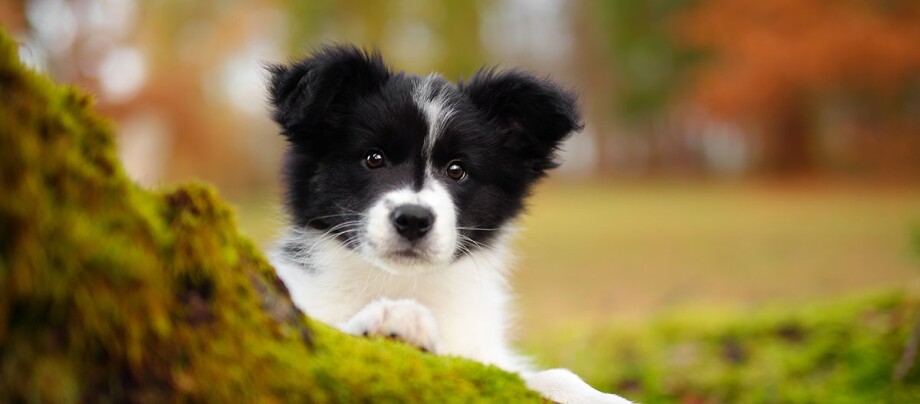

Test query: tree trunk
[765,101,816,175]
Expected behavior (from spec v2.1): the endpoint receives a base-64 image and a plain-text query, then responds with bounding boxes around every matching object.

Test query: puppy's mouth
[362,241,455,276]
[380,245,440,264]
[390,249,424,259]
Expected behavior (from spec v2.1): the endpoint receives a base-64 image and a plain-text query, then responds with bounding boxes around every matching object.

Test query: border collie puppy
[267,45,630,403]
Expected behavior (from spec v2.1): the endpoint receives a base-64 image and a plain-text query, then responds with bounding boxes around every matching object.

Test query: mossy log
[534,292,920,402]
[0,31,540,403]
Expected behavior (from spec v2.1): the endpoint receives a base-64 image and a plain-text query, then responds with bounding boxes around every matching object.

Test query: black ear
[460,69,582,173]
[267,45,390,139]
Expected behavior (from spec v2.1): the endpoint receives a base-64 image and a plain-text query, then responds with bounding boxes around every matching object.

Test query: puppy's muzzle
[391,204,434,241]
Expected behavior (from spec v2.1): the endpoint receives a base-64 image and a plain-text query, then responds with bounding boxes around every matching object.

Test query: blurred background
[2,0,919,356]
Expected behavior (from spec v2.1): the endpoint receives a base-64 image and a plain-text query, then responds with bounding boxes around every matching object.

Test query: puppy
[267,45,630,403]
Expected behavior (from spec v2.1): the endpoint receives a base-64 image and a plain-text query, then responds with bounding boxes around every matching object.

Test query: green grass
[525,291,920,403]
[514,181,920,331]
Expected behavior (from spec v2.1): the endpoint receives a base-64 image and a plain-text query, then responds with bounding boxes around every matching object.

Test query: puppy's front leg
[524,369,634,404]
[340,298,439,353]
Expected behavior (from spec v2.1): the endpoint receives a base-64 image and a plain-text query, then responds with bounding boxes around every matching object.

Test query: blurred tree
[0,2,26,33]
[278,0,484,80]
[107,0,287,190]
[570,1,615,171]
[594,0,696,126]
[6,0,292,191]
[677,0,920,173]
[434,0,485,79]
[589,0,715,176]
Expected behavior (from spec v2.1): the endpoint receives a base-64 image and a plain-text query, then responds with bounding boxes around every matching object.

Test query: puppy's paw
[524,368,633,404]
[341,298,439,353]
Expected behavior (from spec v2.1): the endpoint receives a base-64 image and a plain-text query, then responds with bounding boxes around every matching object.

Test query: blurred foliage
[678,0,920,119]
[279,0,485,79]
[5,0,918,181]
[594,0,698,125]
[530,292,920,403]
[0,30,538,402]
[914,227,920,258]
[676,0,920,171]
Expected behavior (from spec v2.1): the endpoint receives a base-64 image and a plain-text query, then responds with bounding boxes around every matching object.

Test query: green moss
[0,31,540,403]
[529,292,920,403]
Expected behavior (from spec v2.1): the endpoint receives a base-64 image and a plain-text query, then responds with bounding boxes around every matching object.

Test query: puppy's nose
[391,204,434,241]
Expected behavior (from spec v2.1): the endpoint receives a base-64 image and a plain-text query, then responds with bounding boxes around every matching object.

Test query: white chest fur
[270,231,525,370]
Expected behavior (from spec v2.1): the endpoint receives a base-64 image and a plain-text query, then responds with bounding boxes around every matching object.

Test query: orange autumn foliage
[678,0,920,119]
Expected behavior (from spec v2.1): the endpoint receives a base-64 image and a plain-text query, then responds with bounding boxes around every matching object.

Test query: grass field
[231,181,920,334]
[513,181,920,331]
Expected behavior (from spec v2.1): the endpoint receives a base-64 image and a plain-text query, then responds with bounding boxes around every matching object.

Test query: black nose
[391,204,434,241]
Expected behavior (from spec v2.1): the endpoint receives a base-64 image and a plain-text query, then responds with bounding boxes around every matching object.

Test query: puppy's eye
[365,151,385,169]
[446,161,466,181]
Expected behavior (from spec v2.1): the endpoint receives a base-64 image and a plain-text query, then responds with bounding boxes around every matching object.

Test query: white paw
[341,298,439,353]
[524,369,633,404]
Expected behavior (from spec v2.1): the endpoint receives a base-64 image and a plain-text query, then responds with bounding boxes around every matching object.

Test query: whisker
[456,226,501,232]
[359,253,377,297]
[292,222,364,262]
[457,234,502,255]
[334,204,364,216]
[458,243,487,293]
[305,212,364,226]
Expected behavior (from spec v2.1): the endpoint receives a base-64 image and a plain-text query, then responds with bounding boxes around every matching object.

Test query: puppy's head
[269,45,581,275]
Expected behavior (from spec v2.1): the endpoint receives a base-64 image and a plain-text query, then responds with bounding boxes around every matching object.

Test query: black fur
[268,45,582,254]
[460,68,583,174]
